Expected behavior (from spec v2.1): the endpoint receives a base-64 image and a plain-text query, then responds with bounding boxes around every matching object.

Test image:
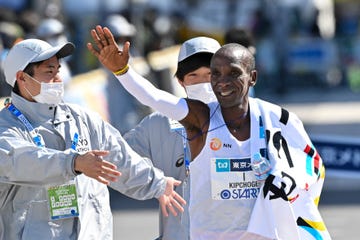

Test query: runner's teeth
[220,91,232,96]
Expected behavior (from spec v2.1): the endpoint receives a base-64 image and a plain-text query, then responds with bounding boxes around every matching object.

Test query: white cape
[248,98,331,240]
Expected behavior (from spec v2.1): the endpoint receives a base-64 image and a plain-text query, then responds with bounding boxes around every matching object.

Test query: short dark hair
[23,61,44,76]
[175,52,213,81]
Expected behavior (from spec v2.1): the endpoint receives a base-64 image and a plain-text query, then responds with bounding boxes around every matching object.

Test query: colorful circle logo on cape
[210,137,222,151]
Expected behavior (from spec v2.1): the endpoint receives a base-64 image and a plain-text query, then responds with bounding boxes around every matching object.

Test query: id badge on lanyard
[47,181,80,220]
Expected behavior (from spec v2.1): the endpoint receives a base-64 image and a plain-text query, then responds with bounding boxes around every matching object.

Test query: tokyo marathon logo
[210,138,222,151]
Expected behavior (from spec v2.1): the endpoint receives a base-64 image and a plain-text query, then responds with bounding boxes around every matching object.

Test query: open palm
[87,25,130,73]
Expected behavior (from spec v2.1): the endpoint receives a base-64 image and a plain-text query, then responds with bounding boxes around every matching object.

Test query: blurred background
[0,1,359,119]
[1,0,359,99]
[0,0,359,239]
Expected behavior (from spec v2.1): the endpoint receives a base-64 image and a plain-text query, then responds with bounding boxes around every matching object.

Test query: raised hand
[74,150,121,185]
[87,25,130,73]
[158,177,186,217]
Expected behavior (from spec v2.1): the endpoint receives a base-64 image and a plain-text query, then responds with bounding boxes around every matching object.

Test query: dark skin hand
[87,25,129,73]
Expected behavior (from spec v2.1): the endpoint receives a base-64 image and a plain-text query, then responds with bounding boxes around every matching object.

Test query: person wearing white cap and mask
[36,18,72,88]
[0,38,185,239]
[122,36,220,239]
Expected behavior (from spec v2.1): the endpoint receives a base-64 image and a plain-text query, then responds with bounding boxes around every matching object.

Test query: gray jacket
[124,112,190,240]
[0,93,166,240]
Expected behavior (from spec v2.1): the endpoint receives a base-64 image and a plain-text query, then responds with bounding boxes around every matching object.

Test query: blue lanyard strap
[7,103,35,132]
[6,102,44,148]
[5,99,78,150]
[71,133,78,150]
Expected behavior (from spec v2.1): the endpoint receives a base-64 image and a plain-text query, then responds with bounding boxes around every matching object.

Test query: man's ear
[249,70,257,86]
[16,71,25,81]
[177,79,185,88]
[15,71,26,87]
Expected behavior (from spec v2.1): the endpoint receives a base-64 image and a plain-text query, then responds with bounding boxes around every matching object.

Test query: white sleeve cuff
[115,67,189,121]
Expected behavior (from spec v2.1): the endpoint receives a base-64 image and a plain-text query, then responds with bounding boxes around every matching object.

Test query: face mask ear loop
[23,86,36,100]
[23,73,41,101]
[24,73,41,85]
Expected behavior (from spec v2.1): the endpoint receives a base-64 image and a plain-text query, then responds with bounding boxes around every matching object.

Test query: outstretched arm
[87,25,189,121]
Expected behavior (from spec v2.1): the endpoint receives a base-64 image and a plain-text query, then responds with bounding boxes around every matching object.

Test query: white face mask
[185,82,217,104]
[24,74,64,105]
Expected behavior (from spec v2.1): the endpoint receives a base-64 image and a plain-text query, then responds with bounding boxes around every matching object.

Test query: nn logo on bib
[210,138,232,151]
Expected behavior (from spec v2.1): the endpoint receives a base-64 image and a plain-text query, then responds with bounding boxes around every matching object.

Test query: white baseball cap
[3,39,75,87]
[177,36,221,62]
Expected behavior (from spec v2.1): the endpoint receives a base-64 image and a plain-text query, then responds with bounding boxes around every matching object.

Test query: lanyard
[5,101,78,150]
[181,129,190,176]
[6,103,45,147]
[169,118,190,176]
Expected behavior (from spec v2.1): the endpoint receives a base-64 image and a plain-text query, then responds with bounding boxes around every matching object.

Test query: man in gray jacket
[0,38,185,239]
[124,36,220,239]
